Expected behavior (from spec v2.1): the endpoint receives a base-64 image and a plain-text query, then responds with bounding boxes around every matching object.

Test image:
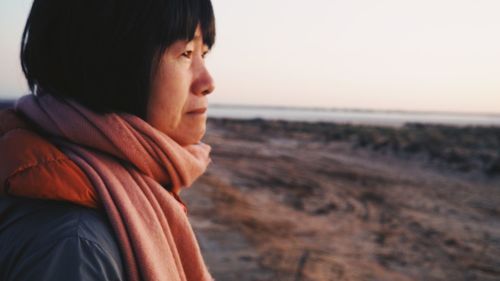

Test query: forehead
[194,26,202,36]
[192,27,204,44]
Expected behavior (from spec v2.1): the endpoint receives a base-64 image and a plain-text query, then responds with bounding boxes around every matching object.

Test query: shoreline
[207,117,500,177]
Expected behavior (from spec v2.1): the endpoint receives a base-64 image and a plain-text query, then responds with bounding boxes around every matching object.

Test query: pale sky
[1,0,500,114]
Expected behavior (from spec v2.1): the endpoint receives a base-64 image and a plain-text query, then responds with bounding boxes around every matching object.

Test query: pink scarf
[16,94,214,281]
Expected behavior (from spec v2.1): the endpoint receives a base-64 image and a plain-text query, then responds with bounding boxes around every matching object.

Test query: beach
[2,100,499,280]
[183,118,500,281]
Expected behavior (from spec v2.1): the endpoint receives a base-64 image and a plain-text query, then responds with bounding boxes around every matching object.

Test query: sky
[1,0,500,114]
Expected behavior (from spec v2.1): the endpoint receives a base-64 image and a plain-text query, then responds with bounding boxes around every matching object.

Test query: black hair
[20,0,215,117]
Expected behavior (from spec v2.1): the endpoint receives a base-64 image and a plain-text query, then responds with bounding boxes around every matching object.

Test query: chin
[175,128,206,146]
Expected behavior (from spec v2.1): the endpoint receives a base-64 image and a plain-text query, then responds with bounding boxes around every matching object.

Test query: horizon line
[209,103,500,117]
[1,98,499,117]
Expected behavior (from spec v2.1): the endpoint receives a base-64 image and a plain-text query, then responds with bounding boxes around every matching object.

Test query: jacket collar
[0,109,99,208]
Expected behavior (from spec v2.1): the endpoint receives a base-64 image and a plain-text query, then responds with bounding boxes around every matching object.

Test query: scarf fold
[14,94,214,281]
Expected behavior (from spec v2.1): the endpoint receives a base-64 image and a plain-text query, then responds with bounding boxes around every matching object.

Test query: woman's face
[146,26,215,145]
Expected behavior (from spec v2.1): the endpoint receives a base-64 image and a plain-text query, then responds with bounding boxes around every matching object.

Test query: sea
[207,105,500,127]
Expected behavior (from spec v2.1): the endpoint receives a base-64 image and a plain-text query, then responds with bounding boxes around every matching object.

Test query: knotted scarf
[14,94,214,281]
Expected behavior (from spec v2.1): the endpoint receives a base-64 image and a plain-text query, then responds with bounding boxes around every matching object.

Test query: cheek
[148,63,191,132]
[175,115,207,144]
[159,84,185,121]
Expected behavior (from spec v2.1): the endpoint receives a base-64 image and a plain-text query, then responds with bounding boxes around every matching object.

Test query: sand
[182,118,500,281]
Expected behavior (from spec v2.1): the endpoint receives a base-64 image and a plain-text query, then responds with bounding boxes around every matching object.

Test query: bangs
[158,0,216,53]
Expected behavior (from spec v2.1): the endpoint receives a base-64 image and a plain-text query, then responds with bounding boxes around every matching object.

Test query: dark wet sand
[182,118,500,281]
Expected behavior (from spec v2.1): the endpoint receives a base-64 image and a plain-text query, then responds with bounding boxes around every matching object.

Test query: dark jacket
[0,108,125,280]
[0,196,126,281]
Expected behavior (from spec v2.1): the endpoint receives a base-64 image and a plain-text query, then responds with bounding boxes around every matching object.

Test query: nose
[193,61,215,96]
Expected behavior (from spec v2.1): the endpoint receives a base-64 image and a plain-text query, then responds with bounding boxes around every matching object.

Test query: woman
[0,0,216,280]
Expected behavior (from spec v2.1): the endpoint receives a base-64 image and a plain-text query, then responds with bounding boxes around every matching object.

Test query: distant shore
[0,100,13,109]
[208,117,500,177]
[208,106,500,127]
[210,103,500,118]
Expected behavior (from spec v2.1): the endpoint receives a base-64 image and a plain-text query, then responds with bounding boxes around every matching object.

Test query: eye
[202,50,209,59]
[182,50,193,59]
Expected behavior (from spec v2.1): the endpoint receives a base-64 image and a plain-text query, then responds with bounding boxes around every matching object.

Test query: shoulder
[0,196,126,281]
[0,108,97,209]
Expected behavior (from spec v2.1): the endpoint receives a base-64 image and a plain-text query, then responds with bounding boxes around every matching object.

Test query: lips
[187,107,207,114]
